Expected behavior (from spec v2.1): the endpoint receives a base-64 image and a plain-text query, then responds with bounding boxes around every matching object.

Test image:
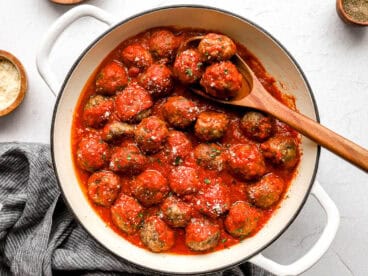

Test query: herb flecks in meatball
[240,111,274,142]
[77,135,110,172]
[149,29,179,61]
[88,171,121,207]
[111,193,144,234]
[185,217,220,252]
[135,116,169,153]
[248,173,285,209]
[115,82,153,123]
[200,61,242,99]
[162,96,199,129]
[225,201,260,239]
[174,49,204,84]
[109,144,147,174]
[139,64,174,98]
[96,61,128,95]
[194,111,229,142]
[261,136,299,169]
[169,166,200,196]
[161,196,192,228]
[194,143,227,171]
[164,131,192,166]
[132,169,169,207]
[82,95,114,129]
[121,43,152,71]
[102,121,135,142]
[227,143,266,181]
[198,33,236,62]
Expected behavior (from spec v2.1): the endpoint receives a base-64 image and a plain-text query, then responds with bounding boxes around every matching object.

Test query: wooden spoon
[186,37,368,172]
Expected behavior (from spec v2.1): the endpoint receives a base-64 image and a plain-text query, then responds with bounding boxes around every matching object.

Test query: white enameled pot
[37,5,340,275]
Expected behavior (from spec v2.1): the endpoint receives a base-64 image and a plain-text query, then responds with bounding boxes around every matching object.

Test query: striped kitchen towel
[0,143,273,276]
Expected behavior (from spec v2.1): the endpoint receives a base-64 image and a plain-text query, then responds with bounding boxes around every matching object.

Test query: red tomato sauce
[71,27,300,255]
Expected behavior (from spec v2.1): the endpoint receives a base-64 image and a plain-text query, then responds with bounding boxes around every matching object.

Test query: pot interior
[52,6,319,274]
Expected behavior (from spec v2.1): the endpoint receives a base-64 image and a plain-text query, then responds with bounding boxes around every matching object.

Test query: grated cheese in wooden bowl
[0,59,21,111]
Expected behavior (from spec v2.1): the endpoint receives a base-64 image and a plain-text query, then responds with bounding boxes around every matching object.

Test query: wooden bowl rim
[0,50,27,117]
[336,0,368,26]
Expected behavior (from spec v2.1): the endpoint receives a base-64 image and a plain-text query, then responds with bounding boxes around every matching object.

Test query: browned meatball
[109,144,147,174]
[194,180,230,218]
[132,169,169,206]
[160,196,192,228]
[224,201,260,239]
[194,111,229,141]
[115,83,153,123]
[198,33,236,62]
[149,29,178,61]
[95,61,128,95]
[173,49,204,84]
[121,43,152,71]
[82,95,114,128]
[76,135,110,172]
[135,116,169,153]
[240,111,274,142]
[87,171,121,207]
[248,173,285,209]
[185,217,220,252]
[200,61,242,99]
[140,216,175,252]
[111,193,144,234]
[139,64,174,98]
[194,143,227,171]
[102,121,135,142]
[261,136,300,169]
[169,166,200,196]
[227,143,266,180]
[164,131,192,166]
[162,96,199,129]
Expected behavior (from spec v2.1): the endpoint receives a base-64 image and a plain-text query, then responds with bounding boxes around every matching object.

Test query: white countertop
[1,0,367,275]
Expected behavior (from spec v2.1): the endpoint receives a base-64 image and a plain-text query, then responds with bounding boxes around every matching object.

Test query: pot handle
[249,181,340,275]
[36,5,116,96]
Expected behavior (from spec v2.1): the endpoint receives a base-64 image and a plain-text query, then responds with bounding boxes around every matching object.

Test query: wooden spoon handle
[259,90,368,172]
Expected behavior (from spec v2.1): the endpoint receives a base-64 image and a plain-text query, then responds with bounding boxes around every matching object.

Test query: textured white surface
[0,0,367,275]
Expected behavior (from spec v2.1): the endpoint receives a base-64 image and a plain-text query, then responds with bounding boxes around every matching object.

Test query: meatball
[198,33,236,62]
[140,216,175,252]
[248,173,285,209]
[111,193,144,234]
[121,43,152,71]
[132,169,169,206]
[200,61,242,99]
[194,143,227,171]
[87,171,121,207]
[149,29,178,61]
[139,64,174,98]
[240,111,274,142]
[173,49,204,84]
[82,95,114,128]
[160,196,192,228]
[102,121,135,142]
[109,144,147,174]
[169,166,200,196]
[115,83,153,123]
[194,111,229,141]
[227,143,266,181]
[135,116,169,153]
[194,181,230,218]
[261,136,299,169]
[162,96,199,129]
[76,136,110,172]
[185,218,220,252]
[95,61,128,95]
[165,131,192,165]
[224,201,260,239]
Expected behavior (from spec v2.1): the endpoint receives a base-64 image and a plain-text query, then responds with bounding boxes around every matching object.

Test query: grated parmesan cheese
[0,59,20,111]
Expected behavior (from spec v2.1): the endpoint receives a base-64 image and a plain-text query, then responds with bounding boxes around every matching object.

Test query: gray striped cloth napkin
[0,143,273,276]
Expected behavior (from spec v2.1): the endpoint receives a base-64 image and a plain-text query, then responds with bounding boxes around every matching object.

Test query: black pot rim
[50,4,321,275]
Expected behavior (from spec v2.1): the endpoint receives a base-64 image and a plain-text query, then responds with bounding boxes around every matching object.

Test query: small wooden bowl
[336,0,368,26]
[50,0,85,4]
[0,50,27,117]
